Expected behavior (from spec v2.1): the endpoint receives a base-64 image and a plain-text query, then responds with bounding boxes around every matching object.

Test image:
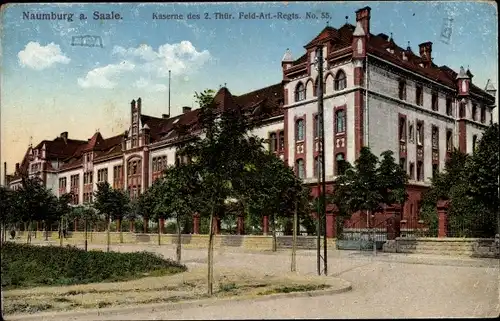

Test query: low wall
[383,237,500,258]
[12,231,336,252]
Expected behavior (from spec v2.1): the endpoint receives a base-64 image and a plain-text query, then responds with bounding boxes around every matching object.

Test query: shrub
[1,242,187,289]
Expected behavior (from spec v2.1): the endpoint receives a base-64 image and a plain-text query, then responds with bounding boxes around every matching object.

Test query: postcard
[0,1,498,320]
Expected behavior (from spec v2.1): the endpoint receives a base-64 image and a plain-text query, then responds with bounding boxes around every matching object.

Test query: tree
[421,124,499,238]
[94,182,130,251]
[332,147,408,250]
[16,176,56,244]
[70,204,99,251]
[0,187,18,244]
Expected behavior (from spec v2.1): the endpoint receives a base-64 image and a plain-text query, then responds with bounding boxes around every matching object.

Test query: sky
[0,1,498,182]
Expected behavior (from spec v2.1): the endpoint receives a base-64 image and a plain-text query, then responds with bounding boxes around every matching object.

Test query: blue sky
[0,1,497,178]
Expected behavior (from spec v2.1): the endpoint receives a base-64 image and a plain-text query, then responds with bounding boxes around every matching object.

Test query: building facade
[7,6,497,236]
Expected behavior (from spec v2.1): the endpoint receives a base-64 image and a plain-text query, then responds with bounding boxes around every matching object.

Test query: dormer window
[34,149,38,156]
[402,52,408,61]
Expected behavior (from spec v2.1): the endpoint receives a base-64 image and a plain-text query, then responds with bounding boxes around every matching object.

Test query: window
[269,132,278,152]
[408,123,414,143]
[432,164,439,178]
[472,135,477,152]
[97,168,108,183]
[416,85,423,106]
[399,117,406,142]
[336,153,346,175]
[446,98,453,116]
[295,119,305,141]
[398,80,407,100]
[416,161,423,181]
[480,107,486,123]
[113,165,123,180]
[432,126,439,150]
[278,131,285,151]
[459,102,466,118]
[446,130,453,152]
[400,158,407,171]
[472,104,477,121]
[314,156,323,177]
[83,192,93,204]
[334,70,347,91]
[416,121,424,146]
[70,174,79,188]
[314,115,323,138]
[132,138,138,148]
[409,162,415,180]
[83,172,93,185]
[59,177,67,190]
[295,83,306,102]
[335,110,346,134]
[431,91,438,111]
[296,159,305,179]
[314,78,321,97]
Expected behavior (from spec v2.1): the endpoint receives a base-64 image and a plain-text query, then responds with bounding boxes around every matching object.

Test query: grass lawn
[0,242,187,289]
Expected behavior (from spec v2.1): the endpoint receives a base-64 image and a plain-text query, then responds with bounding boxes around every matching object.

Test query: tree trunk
[291,205,298,272]
[176,215,182,263]
[59,217,63,247]
[158,218,161,246]
[84,218,88,252]
[118,218,123,243]
[27,220,32,244]
[106,216,111,252]
[45,221,49,241]
[271,213,277,252]
[207,202,216,296]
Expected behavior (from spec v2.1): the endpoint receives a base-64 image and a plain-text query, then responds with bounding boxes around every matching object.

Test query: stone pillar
[193,214,200,234]
[237,215,245,235]
[129,219,135,233]
[386,204,402,240]
[262,216,269,235]
[74,219,78,232]
[143,218,149,234]
[437,200,450,238]
[159,218,165,234]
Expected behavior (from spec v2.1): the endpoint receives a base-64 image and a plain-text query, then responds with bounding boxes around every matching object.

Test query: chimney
[137,97,141,108]
[355,6,371,38]
[60,131,68,141]
[162,114,170,119]
[182,106,192,113]
[15,163,19,173]
[418,42,433,67]
[131,99,136,110]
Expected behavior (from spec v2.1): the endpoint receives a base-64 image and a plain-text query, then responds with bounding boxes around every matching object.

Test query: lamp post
[314,45,328,276]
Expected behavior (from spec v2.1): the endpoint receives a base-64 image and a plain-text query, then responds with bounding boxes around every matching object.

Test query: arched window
[296,159,305,179]
[334,70,347,91]
[336,153,346,175]
[295,119,305,141]
[472,104,477,121]
[295,83,306,102]
[459,102,466,118]
[335,110,346,134]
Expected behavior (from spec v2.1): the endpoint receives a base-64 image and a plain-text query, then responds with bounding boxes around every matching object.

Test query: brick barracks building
[6,7,497,237]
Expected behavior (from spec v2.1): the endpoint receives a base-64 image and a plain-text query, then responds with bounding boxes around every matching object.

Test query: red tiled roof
[287,23,494,101]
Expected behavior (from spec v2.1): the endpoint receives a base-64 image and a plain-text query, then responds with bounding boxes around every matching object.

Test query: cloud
[77,61,135,89]
[113,40,211,78]
[18,42,70,70]
[133,77,168,92]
